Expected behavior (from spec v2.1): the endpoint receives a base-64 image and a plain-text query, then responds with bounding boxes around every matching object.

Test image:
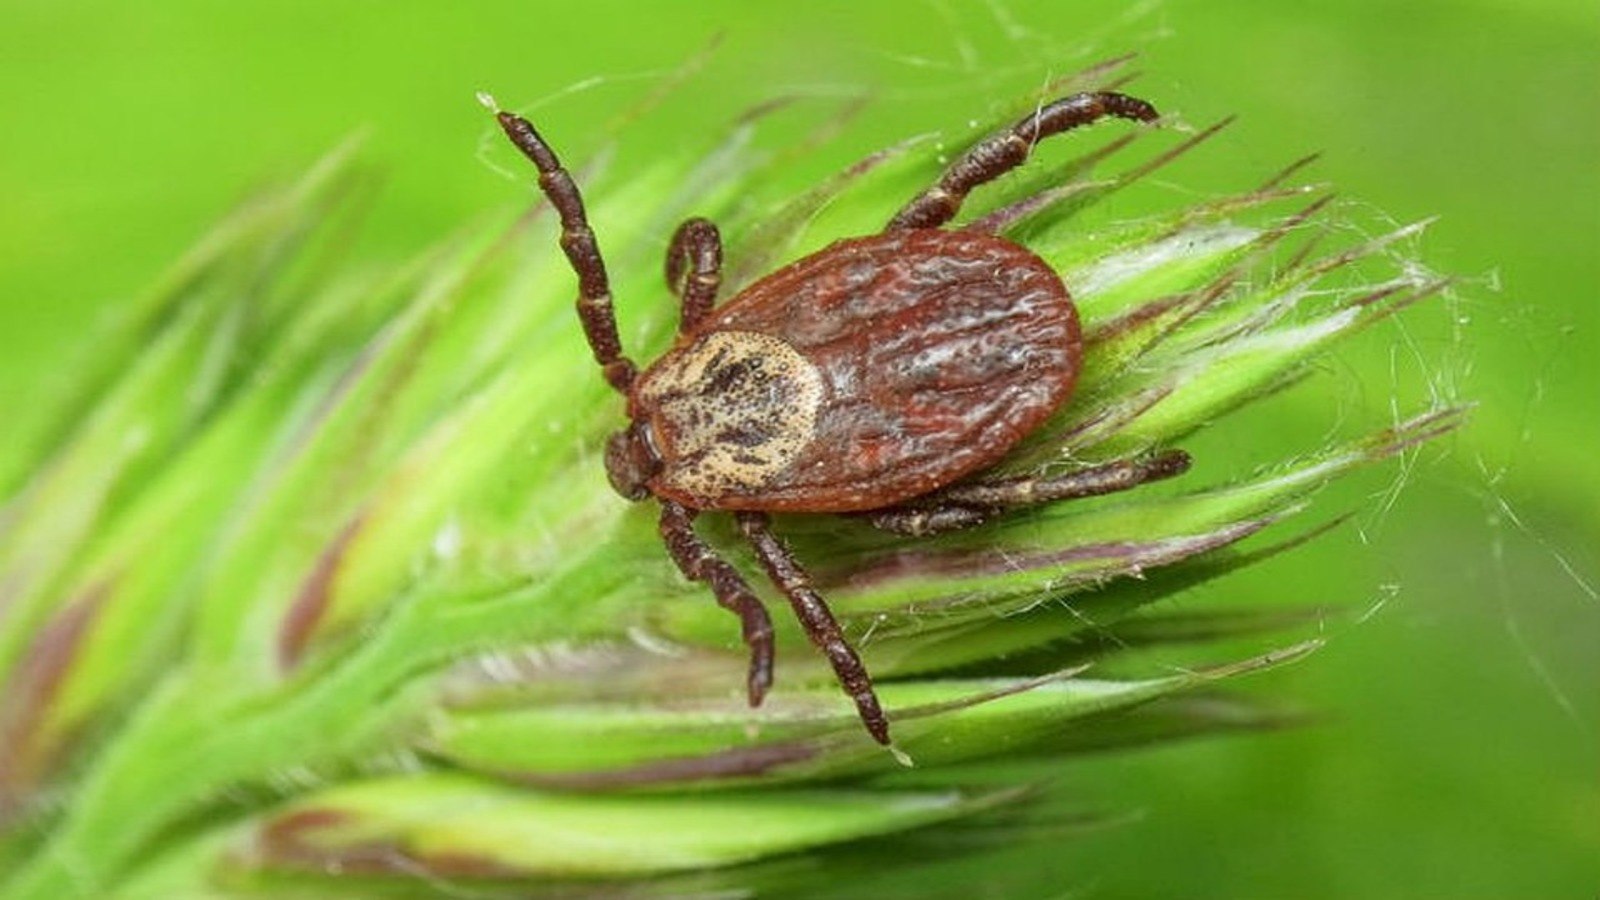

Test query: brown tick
[486,90,1191,747]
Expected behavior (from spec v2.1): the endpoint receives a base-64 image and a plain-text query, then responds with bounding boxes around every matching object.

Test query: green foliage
[0,51,1472,898]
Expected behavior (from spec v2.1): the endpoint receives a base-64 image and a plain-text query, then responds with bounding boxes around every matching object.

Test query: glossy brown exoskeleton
[487,90,1191,747]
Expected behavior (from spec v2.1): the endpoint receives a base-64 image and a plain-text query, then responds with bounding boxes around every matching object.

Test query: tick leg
[865,449,1191,537]
[664,217,723,334]
[862,505,994,537]
[887,91,1159,232]
[934,449,1191,506]
[659,501,775,706]
[736,511,891,746]
[488,100,637,394]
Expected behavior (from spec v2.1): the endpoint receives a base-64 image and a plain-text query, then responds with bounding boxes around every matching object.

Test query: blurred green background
[1,1,1594,896]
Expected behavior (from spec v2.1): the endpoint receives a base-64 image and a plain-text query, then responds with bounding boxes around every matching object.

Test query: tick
[486,90,1191,747]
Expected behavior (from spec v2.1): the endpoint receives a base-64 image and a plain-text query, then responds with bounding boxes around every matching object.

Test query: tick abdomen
[639,229,1081,512]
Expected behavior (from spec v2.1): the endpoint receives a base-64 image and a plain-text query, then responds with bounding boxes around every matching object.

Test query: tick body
[635,229,1079,512]
[488,89,1189,747]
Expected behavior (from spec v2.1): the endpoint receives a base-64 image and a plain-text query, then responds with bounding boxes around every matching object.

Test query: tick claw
[1152,448,1193,479]
[747,654,773,707]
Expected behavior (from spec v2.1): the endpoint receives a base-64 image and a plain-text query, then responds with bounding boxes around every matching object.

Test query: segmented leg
[489,101,637,393]
[736,511,891,746]
[865,449,1192,537]
[887,91,1159,232]
[659,501,775,706]
[665,217,723,334]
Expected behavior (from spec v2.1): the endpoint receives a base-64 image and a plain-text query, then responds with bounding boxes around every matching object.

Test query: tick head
[604,421,661,502]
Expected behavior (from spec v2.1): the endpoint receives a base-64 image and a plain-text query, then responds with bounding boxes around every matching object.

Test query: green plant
[0,58,1461,898]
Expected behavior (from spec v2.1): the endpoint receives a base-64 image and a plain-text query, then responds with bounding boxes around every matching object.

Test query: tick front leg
[664,217,723,334]
[486,97,638,393]
[866,449,1191,537]
[736,511,891,746]
[887,91,1158,232]
[659,501,775,706]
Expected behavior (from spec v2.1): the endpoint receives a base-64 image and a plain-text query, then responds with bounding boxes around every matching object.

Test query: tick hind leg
[886,91,1158,232]
[865,449,1191,537]
[664,217,723,334]
[736,511,892,746]
[659,501,776,706]
[487,98,637,393]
